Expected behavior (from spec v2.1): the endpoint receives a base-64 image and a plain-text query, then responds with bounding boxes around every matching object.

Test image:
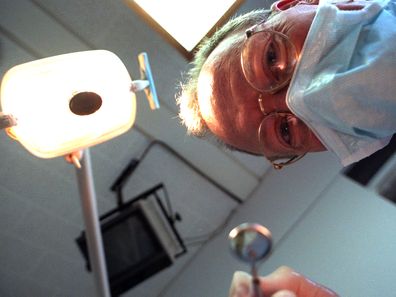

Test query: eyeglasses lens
[258,112,305,167]
[241,31,297,93]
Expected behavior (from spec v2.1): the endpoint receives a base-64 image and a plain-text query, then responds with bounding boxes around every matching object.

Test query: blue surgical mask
[286,0,396,166]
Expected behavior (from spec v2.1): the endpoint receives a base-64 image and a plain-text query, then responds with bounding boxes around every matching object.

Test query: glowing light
[132,0,239,52]
[0,50,136,158]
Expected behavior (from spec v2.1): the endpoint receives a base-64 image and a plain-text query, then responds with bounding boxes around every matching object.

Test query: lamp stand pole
[75,148,111,297]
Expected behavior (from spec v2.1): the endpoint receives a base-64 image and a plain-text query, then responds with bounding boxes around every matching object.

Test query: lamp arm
[0,113,17,130]
[75,148,111,297]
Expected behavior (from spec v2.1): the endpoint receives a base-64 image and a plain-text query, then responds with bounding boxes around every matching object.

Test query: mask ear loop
[271,0,319,12]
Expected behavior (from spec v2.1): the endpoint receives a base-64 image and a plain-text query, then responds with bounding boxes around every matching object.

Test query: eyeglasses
[241,22,297,94]
[241,21,306,169]
[257,109,307,170]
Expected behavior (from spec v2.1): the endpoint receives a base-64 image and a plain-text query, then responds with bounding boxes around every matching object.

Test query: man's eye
[267,43,277,66]
[280,117,291,145]
[266,42,281,82]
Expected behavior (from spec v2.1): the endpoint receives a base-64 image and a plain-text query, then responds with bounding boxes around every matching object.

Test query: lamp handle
[0,113,17,130]
[65,151,83,169]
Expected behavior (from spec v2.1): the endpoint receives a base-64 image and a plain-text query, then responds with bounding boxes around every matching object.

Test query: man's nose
[260,88,292,115]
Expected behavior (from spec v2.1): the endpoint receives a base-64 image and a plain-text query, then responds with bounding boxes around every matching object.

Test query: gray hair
[176,9,271,151]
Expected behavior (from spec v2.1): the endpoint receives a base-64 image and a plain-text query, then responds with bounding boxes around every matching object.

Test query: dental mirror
[229,223,273,297]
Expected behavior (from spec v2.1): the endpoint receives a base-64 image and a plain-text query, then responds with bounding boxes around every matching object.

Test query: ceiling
[0,0,275,296]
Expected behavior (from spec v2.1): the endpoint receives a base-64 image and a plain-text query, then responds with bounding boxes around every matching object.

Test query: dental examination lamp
[0,50,160,297]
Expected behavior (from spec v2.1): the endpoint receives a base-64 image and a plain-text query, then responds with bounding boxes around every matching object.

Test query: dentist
[177,0,396,169]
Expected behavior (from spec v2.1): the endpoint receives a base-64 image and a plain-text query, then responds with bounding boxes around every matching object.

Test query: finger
[228,271,252,297]
[271,290,297,297]
[260,266,339,297]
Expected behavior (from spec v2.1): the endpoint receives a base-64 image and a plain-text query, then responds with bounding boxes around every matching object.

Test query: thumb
[228,271,251,297]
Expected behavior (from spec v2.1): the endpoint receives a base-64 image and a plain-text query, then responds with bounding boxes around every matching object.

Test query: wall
[162,151,396,297]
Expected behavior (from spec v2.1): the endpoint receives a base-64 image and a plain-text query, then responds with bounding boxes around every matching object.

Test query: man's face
[197,3,326,160]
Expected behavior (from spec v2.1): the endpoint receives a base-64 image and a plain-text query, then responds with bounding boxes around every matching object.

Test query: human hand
[229,266,339,297]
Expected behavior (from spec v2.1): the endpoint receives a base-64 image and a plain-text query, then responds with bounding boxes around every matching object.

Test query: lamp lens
[69,92,102,116]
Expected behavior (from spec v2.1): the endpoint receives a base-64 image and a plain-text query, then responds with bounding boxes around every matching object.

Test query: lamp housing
[0,50,136,158]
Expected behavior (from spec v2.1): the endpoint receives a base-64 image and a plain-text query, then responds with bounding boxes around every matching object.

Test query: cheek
[272,6,317,53]
[290,20,314,52]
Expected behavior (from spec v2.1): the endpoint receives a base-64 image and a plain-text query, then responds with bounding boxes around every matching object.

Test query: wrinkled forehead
[197,32,245,127]
[201,31,246,80]
[197,31,263,154]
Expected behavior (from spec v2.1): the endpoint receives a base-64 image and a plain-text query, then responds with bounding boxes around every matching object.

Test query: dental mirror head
[229,223,272,264]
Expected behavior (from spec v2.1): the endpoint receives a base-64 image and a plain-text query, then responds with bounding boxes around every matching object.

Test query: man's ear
[271,0,319,12]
